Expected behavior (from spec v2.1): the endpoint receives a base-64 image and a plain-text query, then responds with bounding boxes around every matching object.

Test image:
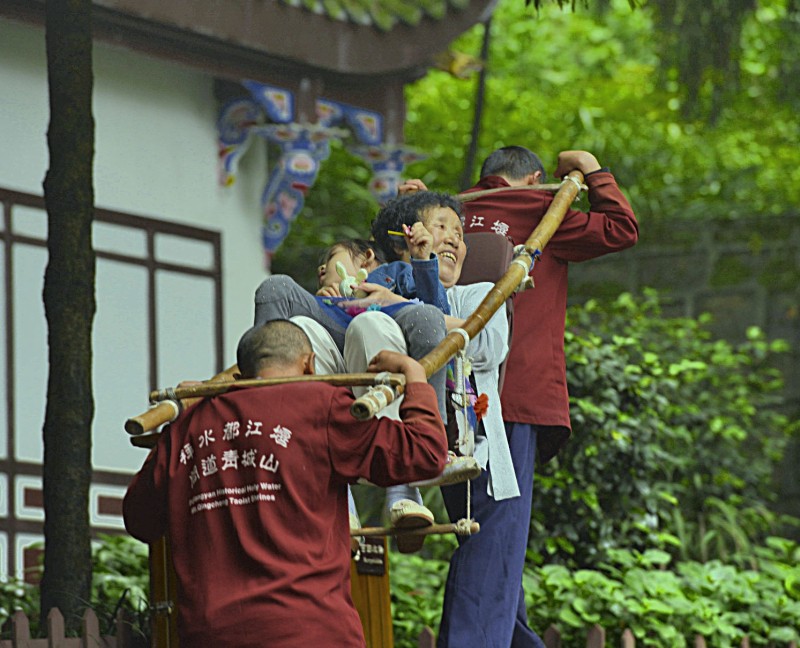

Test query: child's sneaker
[389,499,433,554]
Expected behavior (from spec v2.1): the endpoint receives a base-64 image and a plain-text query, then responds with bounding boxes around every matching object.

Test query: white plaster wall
[0,17,269,363]
[0,16,281,577]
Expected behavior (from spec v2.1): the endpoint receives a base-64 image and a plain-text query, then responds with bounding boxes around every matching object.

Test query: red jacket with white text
[124,381,446,648]
[461,171,638,461]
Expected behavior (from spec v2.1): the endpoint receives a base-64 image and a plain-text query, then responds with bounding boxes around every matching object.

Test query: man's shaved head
[236,320,313,379]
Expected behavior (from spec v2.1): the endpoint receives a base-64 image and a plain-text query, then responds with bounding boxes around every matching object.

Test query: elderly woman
[342,192,513,553]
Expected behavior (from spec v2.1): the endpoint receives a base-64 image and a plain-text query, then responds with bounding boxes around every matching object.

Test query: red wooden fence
[0,608,130,648]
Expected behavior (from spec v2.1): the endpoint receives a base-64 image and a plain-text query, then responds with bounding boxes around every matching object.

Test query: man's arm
[548,150,639,262]
[123,440,169,543]
[328,351,448,486]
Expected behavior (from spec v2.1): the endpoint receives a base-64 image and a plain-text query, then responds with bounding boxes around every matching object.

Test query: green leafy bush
[531,289,798,567]
[0,578,37,634]
[91,534,150,644]
[390,553,450,647]
[389,290,799,646]
[0,534,149,643]
[524,539,800,647]
[390,538,800,648]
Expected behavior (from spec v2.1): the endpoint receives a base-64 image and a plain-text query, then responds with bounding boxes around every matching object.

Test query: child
[315,238,384,298]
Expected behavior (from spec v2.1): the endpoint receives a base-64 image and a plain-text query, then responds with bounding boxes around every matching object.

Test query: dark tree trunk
[40,0,96,633]
[458,16,493,192]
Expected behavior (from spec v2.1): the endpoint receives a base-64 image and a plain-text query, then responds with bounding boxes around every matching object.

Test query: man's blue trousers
[437,423,546,648]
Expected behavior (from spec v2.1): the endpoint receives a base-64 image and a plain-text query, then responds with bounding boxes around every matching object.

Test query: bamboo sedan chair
[347,170,585,552]
[127,237,515,648]
[125,171,583,647]
[350,232,515,539]
[348,174,584,647]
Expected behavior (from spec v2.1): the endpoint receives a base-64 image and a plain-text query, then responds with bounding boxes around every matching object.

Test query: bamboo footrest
[352,520,479,538]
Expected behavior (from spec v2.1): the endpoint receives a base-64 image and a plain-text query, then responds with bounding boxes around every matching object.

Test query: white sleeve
[447,283,508,370]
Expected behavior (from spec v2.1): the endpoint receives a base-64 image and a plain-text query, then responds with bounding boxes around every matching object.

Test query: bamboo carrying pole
[124,365,240,437]
[126,368,406,436]
[149,373,406,402]
[349,170,585,419]
[457,180,587,203]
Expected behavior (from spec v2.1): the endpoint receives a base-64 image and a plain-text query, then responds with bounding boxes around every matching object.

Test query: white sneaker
[409,453,481,488]
[389,499,433,554]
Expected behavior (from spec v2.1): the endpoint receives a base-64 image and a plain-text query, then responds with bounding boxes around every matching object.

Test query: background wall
[0,17,270,365]
[0,16,274,578]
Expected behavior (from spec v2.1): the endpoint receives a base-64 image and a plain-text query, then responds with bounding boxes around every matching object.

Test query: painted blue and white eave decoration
[217,80,425,267]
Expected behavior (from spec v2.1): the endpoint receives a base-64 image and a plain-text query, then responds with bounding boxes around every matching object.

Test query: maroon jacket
[124,381,446,647]
[461,171,638,462]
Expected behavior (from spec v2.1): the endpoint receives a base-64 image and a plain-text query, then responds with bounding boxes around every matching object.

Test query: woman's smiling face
[421,206,467,289]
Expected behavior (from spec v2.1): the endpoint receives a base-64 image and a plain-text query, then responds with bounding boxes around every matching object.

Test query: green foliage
[403,0,800,223]
[0,578,37,633]
[268,0,800,282]
[525,540,800,647]
[0,534,149,643]
[389,291,798,644]
[531,289,797,568]
[649,0,756,123]
[390,553,450,646]
[91,534,150,643]
[389,539,800,648]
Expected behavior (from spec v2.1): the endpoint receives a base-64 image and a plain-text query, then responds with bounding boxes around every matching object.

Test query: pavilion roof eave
[1,0,496,135]
[91,3,427,127]
[89,0,498,77]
